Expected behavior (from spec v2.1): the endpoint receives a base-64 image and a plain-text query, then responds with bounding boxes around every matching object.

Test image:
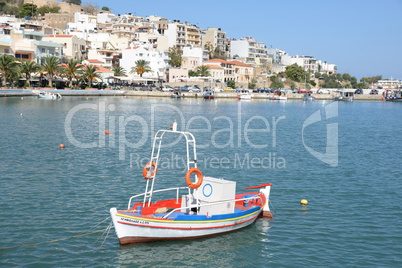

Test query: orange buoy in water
[59,144,65,149]
[105,130,110,135]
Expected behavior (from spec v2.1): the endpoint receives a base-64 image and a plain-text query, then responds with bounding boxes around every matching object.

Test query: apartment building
[230,37,269,68]
[204,59,235,82]
[281,54,319,74]
[120,43,169,80]
[42,34,86,61]
[11,29,62,63]
[44,13,75,31]
[202,27,228,58]
[181,45,207,70]
[230,60,254,85]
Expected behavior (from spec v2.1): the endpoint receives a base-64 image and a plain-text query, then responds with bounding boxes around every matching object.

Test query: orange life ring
[142,161,157,180]
[185,168,203,189]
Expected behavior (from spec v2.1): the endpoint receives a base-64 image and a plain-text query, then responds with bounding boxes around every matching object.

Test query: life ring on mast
[185,168,203,189]
[142,161,157,180]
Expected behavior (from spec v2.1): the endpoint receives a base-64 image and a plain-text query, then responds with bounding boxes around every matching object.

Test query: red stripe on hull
[117,212,260,230]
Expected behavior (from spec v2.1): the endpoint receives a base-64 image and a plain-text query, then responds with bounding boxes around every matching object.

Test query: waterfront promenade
[0,88,383,100]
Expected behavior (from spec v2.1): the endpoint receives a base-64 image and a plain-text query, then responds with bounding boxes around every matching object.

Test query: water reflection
[116,220,272,267]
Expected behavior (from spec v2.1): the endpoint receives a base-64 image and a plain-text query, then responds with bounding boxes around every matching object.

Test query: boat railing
[163,195,263,219]
[127,186,188,209]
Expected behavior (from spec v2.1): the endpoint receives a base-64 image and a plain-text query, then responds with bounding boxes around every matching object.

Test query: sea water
[0,97,401,267]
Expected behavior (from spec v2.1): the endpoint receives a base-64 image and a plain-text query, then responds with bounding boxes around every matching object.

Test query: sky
[91,0,402,80]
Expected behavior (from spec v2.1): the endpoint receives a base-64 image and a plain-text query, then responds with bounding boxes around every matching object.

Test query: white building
[65,12,97,39]
[318,60,337,75]
[281,54,319,74]
[120,43,169,80]
[181,45,206,70]
[230,37,269,67]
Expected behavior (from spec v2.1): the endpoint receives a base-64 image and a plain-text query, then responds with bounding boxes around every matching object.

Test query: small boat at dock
[203,90,215,99]
[333,90,353,101]
[384,90,402,102]
[34,91,62,99]
[236,90,252,100]
[303,93,315,101]
[110,122,273,245]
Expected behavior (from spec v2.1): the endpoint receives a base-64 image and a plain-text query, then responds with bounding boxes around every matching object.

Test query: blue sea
[0,96,401,267]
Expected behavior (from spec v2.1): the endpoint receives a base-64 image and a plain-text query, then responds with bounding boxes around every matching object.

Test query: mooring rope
[98,221,113,250]
[0,217,111,251]
[269,200,277,215]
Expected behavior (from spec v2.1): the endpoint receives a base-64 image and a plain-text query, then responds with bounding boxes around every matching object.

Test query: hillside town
[0,0,400,90]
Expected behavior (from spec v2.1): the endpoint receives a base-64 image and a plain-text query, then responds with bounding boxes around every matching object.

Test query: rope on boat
[269,200,277,215]
[0,217,111,251]
[97,220,113,250]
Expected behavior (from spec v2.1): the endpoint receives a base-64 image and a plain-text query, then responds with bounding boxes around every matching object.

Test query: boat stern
[259,184,273,218]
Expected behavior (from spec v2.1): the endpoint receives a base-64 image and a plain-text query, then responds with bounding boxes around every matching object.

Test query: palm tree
[196,65,211,77]
[130,60,152,77]
[64,59,83,88]
[41,56,62,87]
[0,54,18,87]
[112,66,126,76]
[19,61,40,87]
[82,65,100,88]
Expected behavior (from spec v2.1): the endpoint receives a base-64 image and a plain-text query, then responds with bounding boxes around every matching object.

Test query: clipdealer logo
[302,102,338,167]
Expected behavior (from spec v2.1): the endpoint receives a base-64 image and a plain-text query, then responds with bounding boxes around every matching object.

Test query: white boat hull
[110,206,262,244]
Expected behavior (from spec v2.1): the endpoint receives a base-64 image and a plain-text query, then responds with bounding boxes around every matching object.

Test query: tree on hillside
[168,46,182,67]
[284,63,308,82]
[62,0,82,5]
[0,54,18,87]
[130,60,152,77]
[269,75,284,89]
[361,75,382,84]
[18,3,37,17]
[37,5,60,16]
[83,2,98,15]
[19,61,40,87]
[101,6,110,11]
[0,2,6,13]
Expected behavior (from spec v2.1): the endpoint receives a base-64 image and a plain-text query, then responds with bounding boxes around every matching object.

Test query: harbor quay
[0,88,383,101]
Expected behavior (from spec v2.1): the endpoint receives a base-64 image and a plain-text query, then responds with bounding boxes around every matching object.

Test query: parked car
[213,87,224,92]
[298,89,312,94]
[317,88,330,94]
[354,89,363,94]
[161,86,173,92]
[370,89,378,95]
[140,86,153,91]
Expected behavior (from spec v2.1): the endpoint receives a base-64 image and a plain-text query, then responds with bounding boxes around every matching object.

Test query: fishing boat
[203,90,215,99]
[236,90,252,100]
[333,91,353,101]
[268,95,287,100]
[268,90,287,100]
[303,93,315,101]
[384,90,402,102]
[110,122,273,245]
[36,91,62,99]
[171,89,182,99]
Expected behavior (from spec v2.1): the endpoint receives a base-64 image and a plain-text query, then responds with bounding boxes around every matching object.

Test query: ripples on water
[0,97,401,267]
